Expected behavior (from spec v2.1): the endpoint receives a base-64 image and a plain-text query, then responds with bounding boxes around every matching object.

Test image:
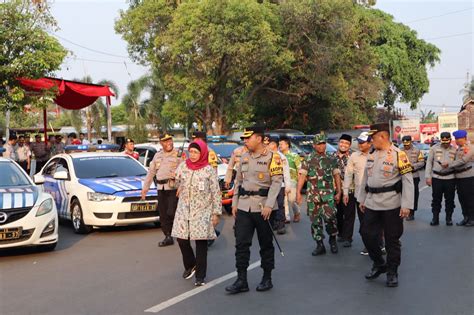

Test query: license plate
[130,203,157,212]
[0,227,22,240]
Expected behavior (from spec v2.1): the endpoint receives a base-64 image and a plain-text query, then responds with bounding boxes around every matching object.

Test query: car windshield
[72,156,147,179]
[0,162,31,187]
[208,143,239,158]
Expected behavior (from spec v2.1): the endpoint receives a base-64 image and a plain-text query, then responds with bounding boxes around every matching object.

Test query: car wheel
[71,199,93,234]
[42,242,57,251]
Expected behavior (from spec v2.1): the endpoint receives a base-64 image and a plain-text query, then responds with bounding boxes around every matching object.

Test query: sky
[50,0,473,118]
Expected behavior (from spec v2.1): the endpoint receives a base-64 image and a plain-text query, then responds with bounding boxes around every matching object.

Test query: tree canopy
[116,0,440,133]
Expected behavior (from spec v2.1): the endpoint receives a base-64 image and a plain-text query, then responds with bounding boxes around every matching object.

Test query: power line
[65,55,135,65]
[429,77,467,80]
[406,7,474,24]
[52,33,130,59]
[425,32,473,41]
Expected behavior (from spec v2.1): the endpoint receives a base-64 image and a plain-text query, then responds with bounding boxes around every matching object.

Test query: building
[458,99,474,141]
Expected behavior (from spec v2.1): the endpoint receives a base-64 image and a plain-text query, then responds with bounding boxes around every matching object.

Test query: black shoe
[195,278,206,286]
[256,278,273,292]
[365,265,387,280]
[182,266,196,280]
[430,216,439,226]
[386,273,398,287]
[225,278,249,294]
[312,241,326,256]
[329,236,338,254]
[457,217,469,226]
[465,220,474,227]
[446,214,453,226]
[277,226,286,235]
[158,236,174,247]
[343,240,352,248]
[337,237,345,243]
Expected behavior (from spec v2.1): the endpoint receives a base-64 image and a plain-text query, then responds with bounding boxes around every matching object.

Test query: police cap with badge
[368,123,390,136]
[402,135,412,146]
[159,133,173,142]
[240,126,265,140]
[440,132,451,143]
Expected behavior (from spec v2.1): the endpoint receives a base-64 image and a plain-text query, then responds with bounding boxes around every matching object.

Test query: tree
[0,0,67,112]
[420,109,437,123]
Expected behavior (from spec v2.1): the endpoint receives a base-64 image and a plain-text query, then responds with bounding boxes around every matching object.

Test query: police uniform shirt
[343,151,368,198]
[225,146,247,183]
[16,145,31,162]
[448,143,474,179]
[30,142,49,161]
[232,149,283,212]
[358,145,414,210]
[143,149,182,191]
[425,143,457,180]
[402,146,425,178]
[3,143,18,161]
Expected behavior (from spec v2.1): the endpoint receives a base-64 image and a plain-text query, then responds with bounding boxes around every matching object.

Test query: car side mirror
[54,170,69,180]
[34,174,46,185]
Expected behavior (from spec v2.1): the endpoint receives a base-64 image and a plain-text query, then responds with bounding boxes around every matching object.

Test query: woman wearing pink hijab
[171,139,222,286]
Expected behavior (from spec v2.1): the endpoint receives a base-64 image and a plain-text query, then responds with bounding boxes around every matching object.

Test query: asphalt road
[1,181,473,315]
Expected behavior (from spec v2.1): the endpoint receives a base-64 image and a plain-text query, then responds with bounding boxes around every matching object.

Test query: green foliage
[111,103,128,125]
[420,109,437,124]
[0,0,67,112]
[127,116,148,143]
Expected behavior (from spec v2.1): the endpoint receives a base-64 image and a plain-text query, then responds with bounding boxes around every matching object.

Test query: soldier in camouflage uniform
[297,133,342,256]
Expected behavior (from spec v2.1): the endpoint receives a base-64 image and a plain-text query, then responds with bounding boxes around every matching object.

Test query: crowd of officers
[1,132,93,174]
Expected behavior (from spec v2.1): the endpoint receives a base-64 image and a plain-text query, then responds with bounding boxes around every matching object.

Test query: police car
[34,145,159,234]
[0,148,58,250]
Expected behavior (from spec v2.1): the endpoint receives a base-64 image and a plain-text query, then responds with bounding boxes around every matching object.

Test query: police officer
[225,126,283,294]
[192,131,218,169]
[358,123,414,287]
[401,135,426,221]
[441,130,474,226]
[296,133,341,256]
[16,136,31,174]
[30,135,49,174]
[224,144,248,189]
[123,138,139,160]
[141,133,182,247]
[425,132,457,226]
[3,135,18,161]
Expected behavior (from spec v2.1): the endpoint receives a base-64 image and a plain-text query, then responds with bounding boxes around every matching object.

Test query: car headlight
[87,192,116,202]
[36,198,54,217]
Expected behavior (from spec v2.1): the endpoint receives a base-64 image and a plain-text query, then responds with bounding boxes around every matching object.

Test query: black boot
[225,270,249,294]
[312,241,326,256]
[430,213,439,226]
[406,210,415,221]
[465,220,474,227]
[329,236,338,254]
[365,264,387,280]
[456,216,469,226]
[386,273,399,287]
[256,270,273,292]
[158,235,174,247]
[446,213,453,226]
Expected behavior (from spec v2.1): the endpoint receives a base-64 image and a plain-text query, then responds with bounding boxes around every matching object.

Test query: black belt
[455,166,472,174]
[238,187,270,197]
[433,170,456,176]
[365,180,402,194]
[157,179,170,184]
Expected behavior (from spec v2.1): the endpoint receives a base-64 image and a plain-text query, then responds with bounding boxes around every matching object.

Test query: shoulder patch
[269,152,283,176]
[208,150,218,168]
[398,151,413,175]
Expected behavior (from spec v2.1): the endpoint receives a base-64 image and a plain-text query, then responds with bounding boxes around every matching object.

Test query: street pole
[5,109,10,140]
[106,96,112,143]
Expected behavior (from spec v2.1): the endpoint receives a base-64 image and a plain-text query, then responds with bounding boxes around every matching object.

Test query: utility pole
[5,109,10,140]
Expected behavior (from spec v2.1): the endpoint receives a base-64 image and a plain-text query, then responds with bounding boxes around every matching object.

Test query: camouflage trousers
[308,199,338,241]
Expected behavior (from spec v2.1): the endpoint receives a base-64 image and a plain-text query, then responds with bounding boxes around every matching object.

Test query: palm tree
[420,109,437,123]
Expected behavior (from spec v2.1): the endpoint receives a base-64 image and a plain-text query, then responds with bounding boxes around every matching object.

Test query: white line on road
[145,260,262,313]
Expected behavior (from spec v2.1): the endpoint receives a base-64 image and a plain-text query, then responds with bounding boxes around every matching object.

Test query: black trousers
[18,161,29,174]
[157,189,178,236]
[361,208,403,273]
[431,178,456,215]
[177,238,208,280]
[35,160,47,174]
[271,188,285,229]
[413,177,420,211]
[235,209,274,272]
[336,193,356,241]
[456,177,474,219]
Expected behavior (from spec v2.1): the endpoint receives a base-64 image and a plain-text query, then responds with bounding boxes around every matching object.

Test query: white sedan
[35,146,159,234]
[0,153,58,251]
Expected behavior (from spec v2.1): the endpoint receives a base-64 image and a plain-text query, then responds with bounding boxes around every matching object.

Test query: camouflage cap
[313,133,327,144]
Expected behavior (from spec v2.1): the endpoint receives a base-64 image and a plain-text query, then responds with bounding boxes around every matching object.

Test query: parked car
[0,149,58,250]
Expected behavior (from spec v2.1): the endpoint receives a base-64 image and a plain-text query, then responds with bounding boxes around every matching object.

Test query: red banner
[420,123,439,134]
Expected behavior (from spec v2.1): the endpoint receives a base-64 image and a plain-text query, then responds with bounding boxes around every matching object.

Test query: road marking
[145,260,261,313]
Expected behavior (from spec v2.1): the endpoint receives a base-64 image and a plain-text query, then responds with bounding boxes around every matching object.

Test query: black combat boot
[430,213,439,226]
[312,241,326,256]
[456,216,469,226]
[446,213,453,226]
[225,270,249,294]
[329,235,338,254]
[256,270,273,292]
[158,235,174,247]
[386,271,399,287]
